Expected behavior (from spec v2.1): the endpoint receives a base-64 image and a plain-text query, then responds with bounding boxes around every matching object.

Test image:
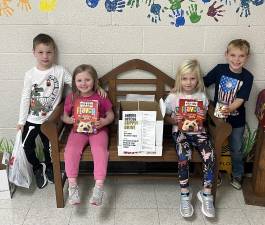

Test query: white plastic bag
[8,130,32,188]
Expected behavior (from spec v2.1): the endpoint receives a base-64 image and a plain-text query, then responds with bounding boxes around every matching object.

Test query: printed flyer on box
[73,99,99,134]
[121,111,143,154]
[177,99,204,133]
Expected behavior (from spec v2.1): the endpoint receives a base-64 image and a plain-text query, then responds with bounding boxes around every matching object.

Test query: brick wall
[0,0,264,139]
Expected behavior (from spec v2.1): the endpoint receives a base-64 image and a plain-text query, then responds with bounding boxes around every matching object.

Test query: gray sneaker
[197,191,215,218]
[180,193,194,218]
[90,186,104,206]
[230,177,242,190]
[68,185,80,205]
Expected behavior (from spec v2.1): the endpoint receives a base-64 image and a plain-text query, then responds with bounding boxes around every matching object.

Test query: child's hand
[16,124,24,132]
[197,109,206,120]
[220,105,230,117]
[173,113,183,124]
[95,118,107,129]
[97,86,107,98]
[61,114,75,124]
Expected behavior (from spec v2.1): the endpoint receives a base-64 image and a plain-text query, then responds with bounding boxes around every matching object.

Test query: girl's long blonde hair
[173,59,205,93]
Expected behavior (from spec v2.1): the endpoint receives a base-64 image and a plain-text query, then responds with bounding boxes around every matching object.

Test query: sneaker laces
[90,186,103,205]
[69,185,79,201]
[203,194,214,211]
[181,195,192,213]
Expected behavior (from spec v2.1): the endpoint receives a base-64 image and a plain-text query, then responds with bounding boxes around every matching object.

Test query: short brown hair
[227,39,250,55]
[33,33,56,50]
[72,64,98,95]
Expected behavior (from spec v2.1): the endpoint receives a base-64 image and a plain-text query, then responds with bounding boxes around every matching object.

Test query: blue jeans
[229,126,245,178]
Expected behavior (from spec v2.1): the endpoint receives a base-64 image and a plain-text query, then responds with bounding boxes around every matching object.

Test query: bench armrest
[207,103,232,152]
[41,102,65,154]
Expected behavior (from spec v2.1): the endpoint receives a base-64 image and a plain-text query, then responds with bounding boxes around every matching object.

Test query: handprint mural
[0,0,264,27]
[39,0,57,12]
[0,0,14,16]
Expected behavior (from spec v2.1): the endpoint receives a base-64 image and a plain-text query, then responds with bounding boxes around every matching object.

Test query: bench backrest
[99,59,175,114]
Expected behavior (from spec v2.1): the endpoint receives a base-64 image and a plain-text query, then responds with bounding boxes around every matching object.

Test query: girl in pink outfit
[62,64,114,206]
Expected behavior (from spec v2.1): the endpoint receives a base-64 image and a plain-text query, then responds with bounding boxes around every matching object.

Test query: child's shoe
[45,164,54,184]
[230,176,242,190]
[34,162,48,189]
[90,186,104,206]
[68,184,80,205]
[197,190,215,218]
[180,192,194,218]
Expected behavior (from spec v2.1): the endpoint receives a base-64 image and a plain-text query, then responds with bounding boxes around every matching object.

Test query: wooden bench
[41,59,232,208]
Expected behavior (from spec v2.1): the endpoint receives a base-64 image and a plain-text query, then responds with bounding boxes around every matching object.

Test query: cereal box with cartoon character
[177,99,204,133]
[73,99,99,134]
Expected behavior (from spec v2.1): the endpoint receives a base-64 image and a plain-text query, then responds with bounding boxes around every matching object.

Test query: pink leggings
[64,129,109,180]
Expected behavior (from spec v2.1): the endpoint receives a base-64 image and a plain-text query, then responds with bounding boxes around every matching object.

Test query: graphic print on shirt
[30,74,59,117]
[218,75,242,115]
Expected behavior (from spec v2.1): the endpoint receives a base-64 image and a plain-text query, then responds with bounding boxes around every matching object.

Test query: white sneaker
[90,186,104,206]
[68,185,80,205]
[197,190,215,218]
[180,193,194,218]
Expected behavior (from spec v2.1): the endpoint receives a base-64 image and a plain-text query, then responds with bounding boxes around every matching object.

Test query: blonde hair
[173,59,205,93]
[227,39,250,55]
[72,64,98,95]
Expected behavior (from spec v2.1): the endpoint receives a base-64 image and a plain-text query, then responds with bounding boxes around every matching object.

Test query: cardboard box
[0,170,11,199]
[118,101,164,156]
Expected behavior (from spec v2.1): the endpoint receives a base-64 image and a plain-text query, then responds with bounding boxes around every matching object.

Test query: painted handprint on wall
[17,0,31,11]
[169,9,185,27]
[0,0,14,16]
[147,3,161,23]
[144,0,152,6]
[220,0,235,6]
[236,0,250,17]
[127,0,140,8]
[105,0,125,12]
[186,3,203,23]
[86,0,100,8]
[207,1,225,22]
[164,0,184,11]
[39,0,57,12]
[251,0,264,5]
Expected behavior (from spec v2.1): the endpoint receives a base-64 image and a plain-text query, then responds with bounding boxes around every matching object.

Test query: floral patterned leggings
[173,131,216,189]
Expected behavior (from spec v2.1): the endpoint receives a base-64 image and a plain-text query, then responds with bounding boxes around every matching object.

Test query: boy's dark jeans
[22,121,52,172]
[228,126,245,178]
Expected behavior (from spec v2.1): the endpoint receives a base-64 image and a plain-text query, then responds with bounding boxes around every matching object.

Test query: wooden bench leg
[53,154,64,208]
[213,148,221,205]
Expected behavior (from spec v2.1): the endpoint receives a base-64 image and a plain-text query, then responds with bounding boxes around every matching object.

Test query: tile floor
[0,174,265,225]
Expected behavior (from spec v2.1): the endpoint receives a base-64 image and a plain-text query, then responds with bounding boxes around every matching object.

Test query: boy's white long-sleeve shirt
[18,65,72,125]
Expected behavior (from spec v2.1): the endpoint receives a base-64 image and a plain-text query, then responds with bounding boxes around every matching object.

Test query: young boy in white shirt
[17,33,72,189]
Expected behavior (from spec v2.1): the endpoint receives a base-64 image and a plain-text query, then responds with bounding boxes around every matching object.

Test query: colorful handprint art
[39,0,57,12]
[17,0,31,11]
[169,9,185,27]
[147,3,162,23]
[105,0,125,12]
[0,0,14,16]
[207,1,225,22]
[86,0,100,8]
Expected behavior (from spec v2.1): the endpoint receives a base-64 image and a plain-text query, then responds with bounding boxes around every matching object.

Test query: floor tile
[115,209,159,225]
[69,207,115,225]
[203,208,250,225]
[115,183,157,208]
[243,208,265,225]
[0,208,28,225]
[23,208,72,225]
[158,208,205,225]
